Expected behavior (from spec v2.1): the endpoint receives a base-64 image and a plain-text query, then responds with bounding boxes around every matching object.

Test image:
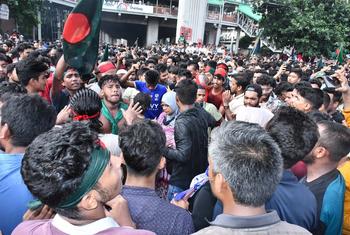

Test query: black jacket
[164,106,216,189]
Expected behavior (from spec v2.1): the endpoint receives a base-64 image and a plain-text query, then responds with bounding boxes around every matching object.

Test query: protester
[13,122,154,235]
[191,121,310,234]
[302,121,350,235]
[120,120,194,234]
[0,95,56,235]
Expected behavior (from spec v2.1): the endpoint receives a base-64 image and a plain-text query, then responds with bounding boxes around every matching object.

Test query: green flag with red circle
[62,0,103,75]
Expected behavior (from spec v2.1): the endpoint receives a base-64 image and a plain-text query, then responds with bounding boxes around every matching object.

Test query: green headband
[57,147,110,209]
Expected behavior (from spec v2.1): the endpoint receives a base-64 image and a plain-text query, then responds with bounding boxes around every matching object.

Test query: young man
[222,72,250,120]
[244,84,263,108]
[99,75,128,135]
[290,86,323,113]
[121,67,167,119]
[196,85,222,122]
[265,106,319,232]
[16,58,50,94]
[256,75,282,112]
[0,53,12,81]
[155,63,170,86]
[16,43,34,61]
[0,95,56,235]
[302,121,350,235]
[120,120,194,235]
[13,122,154,235]
[164,79,216,200]
[207,69,226,112]
[193,121,310,234]
[51,56,82,112]
[288,68,302,85]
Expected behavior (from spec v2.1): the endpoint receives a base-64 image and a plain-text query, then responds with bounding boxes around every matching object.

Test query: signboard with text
[103,2,154,14]
[0,4,9,20]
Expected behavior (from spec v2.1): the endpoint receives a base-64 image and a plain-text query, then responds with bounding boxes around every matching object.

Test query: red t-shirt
[207,87,223,109]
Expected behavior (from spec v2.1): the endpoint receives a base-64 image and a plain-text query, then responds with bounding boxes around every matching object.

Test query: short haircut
[6,63,16,74]
[168,66,179,75]
[0,53,12,63]
[0,81,27,100]
[98,75,120,88]
[145,59,157,66]
[136,67,149,79]
[295,86,323,110]
[187,61,199,70]
[16,58,49,86]
[175,79,197,105]
[16,42,33,53]
[256,74,276,88]
[308,110,332,123]
[155,63,168,73]
[133,92,151,115]
[209,121,282,207]
[70,89,102,132]
[144,70,160,86]
[266,106,319,168]
[178,69,192,80]
[309,78,322,89]
[119,120,166,176]
[21,122,101,219]
[317,121,350,162]
[323,91,330,110]
[232,73,250,91]
[1,95,56,147]
[245,84,262,98]
[274,82,293,96]
[289,68,302,78]
[3,40,14,48]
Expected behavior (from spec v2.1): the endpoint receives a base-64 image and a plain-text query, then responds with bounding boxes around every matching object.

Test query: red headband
[73,112,101,121]
[98,62,116,74]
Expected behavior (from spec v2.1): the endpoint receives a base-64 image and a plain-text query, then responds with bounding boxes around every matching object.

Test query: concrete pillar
[207,27,217,45]
[37,10,42,41]
[146,18,159,46]
[235,27,241,54]
[215,24,221,46]
[176,0,207,44]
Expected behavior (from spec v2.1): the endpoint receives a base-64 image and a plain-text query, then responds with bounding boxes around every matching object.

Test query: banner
[103,1,154,14]
[0,4,9,20]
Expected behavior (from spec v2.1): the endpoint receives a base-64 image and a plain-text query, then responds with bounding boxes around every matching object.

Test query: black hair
[144,70,160,86]
[245,84,262,98]
[175,79,197,105]
[289,68,302,78]
[119,120,166,176]
[16,42,33,53]
[0,53,12,64]
[322,91,330,111]
[16,58,49,86]
[317,121,350,162]
[295,86,323,110]
[145,59,157,66]
[309,78,322,89]
[70,89,102,133]
[187,61,199,70]
[6,63,16,74]
[3,40,14,48]
[274,82,293,96]
[98,75,120,88]
[21,122,100,219]
[207,60,217,69]
[256,74,276,88]
[1,95,56,147]
[136,67,149,79]
[168,66,179,75]
[266,106,319,168]
[177,69,192,80]
[133,92,151,115]
[232,73,250,91]
[0,81,27,100]
[308,110,332,123]
[155,63,168,73]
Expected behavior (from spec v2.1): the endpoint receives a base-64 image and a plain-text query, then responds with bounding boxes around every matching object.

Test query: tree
[252,0,350,57]
[3,0,43,34]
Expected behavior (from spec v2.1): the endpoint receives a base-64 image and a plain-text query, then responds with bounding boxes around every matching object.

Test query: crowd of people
[0,38,349,235]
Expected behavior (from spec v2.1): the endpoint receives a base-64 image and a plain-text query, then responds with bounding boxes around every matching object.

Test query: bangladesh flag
[62,0,103,75]
[336,45,344,64]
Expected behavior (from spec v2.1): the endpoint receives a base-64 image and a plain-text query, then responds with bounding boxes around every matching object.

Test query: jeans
[167,184,185,201]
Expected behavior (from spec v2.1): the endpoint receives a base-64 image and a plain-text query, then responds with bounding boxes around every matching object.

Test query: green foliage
[253,0,350,56]
[3,0,43,33]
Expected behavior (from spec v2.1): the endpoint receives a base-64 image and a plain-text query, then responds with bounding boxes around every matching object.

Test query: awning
[238,4,262,22]
[208,0,224,6]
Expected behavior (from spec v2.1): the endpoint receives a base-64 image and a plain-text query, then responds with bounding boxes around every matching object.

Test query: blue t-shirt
[0,153,34,235]
[135,81,167,119]
[266,170,318,231]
